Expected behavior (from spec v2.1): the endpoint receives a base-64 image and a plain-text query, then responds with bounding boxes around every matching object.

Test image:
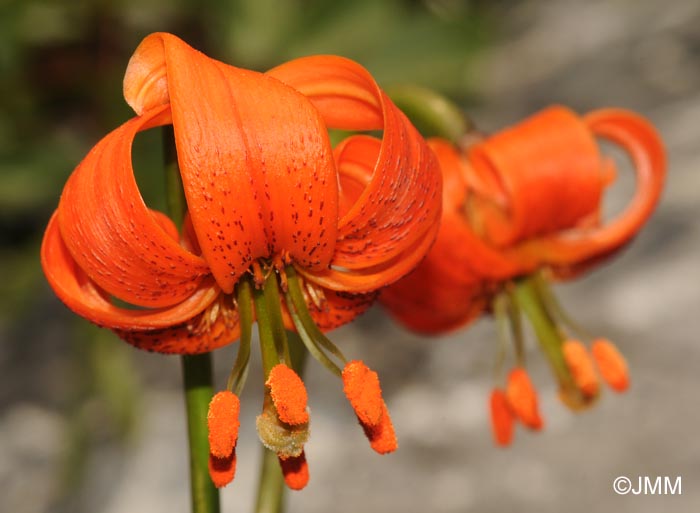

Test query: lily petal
[379,256,488,335]
[268,56,442,291]
[124,33,339,293]
[425,139,523,282]
[56,106,211,308]
[515,109,666,267]
[42,212,220,330]
[465,106,604,248]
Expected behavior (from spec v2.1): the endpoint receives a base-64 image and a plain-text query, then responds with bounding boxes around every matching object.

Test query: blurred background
[1,0,698,512]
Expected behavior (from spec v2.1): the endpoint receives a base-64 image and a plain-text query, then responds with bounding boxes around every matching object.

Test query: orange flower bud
[207,391,241,458]
[506,367,543,430]
[591,338,629,392]
[489,388,514,446]
[266,364,309,425]
[562,340,600,397]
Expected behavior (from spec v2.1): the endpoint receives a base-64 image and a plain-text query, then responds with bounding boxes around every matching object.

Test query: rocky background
[1,1,698,512]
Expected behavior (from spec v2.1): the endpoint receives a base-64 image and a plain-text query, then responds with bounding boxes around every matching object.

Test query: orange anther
[360,402,398,454]
[266,364,309,425]
[489,388,515,447]
[506,367,544,430]
[207,391,241,458]
[591,338,629,392]
[342,360,384,426]
[208,451,237,488]
[562,340,600,397]
[279,451,310,490]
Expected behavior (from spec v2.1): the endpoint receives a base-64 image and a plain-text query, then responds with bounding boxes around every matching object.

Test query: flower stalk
[164,126,220,513]
[182,354,220,513]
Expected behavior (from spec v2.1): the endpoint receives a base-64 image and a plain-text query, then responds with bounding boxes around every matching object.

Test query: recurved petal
[267,55,384,130]
[298,215,440,293]
[42,212,240,354]
[465,106,605,248]
[379,256,489,335]
[115,308,242,354]
[123,33,171,114]
[125,33,338,294]
[56,106,211,309]
[280,286,375,333]
[269,56,442,291]
[414,139,525,283]
[514,109,666,268]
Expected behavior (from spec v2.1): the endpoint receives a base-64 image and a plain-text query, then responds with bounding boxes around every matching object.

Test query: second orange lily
[381,105,665,445]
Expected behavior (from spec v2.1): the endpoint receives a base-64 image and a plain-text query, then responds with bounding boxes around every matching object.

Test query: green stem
[163,126,219,513]
[182,354,220,513]
[255,445,286,513]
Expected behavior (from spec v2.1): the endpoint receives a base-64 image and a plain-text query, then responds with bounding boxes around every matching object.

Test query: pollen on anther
[208,451,237,488]
[266,364,309,425]
[490,388,514,447]
[562,340,600,397]
[506,367,544,430]
[360,402,398,454]
[279,451,310,490]
[342,360,383,426]
[207,391,241,458]
[591,338,630,392]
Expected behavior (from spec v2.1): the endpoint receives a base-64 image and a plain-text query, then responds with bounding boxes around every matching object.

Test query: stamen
[226,281,253,395]
[506,367,543,430]
[207,391,240,458]
[272,254,288,291]
[188,294,239,337]
[591,338,629,392]
[493,292,512,375]
[279,451,310,490]
[489,388,514,447]
[360,402,398,454]
[284,266,347,377]
[305,280,326,311]
[562,340,600,397]
[533,272,595,340]
[252,261,265,288]
[208,451,237,488]
[342,360,383,426]
[266,364,310,425]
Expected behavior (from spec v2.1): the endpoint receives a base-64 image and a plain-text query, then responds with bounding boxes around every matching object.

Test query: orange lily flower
[381,106,665,444]
[41,33,441,487]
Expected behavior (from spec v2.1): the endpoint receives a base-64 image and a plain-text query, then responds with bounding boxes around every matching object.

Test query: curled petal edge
[42,212,220,331]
